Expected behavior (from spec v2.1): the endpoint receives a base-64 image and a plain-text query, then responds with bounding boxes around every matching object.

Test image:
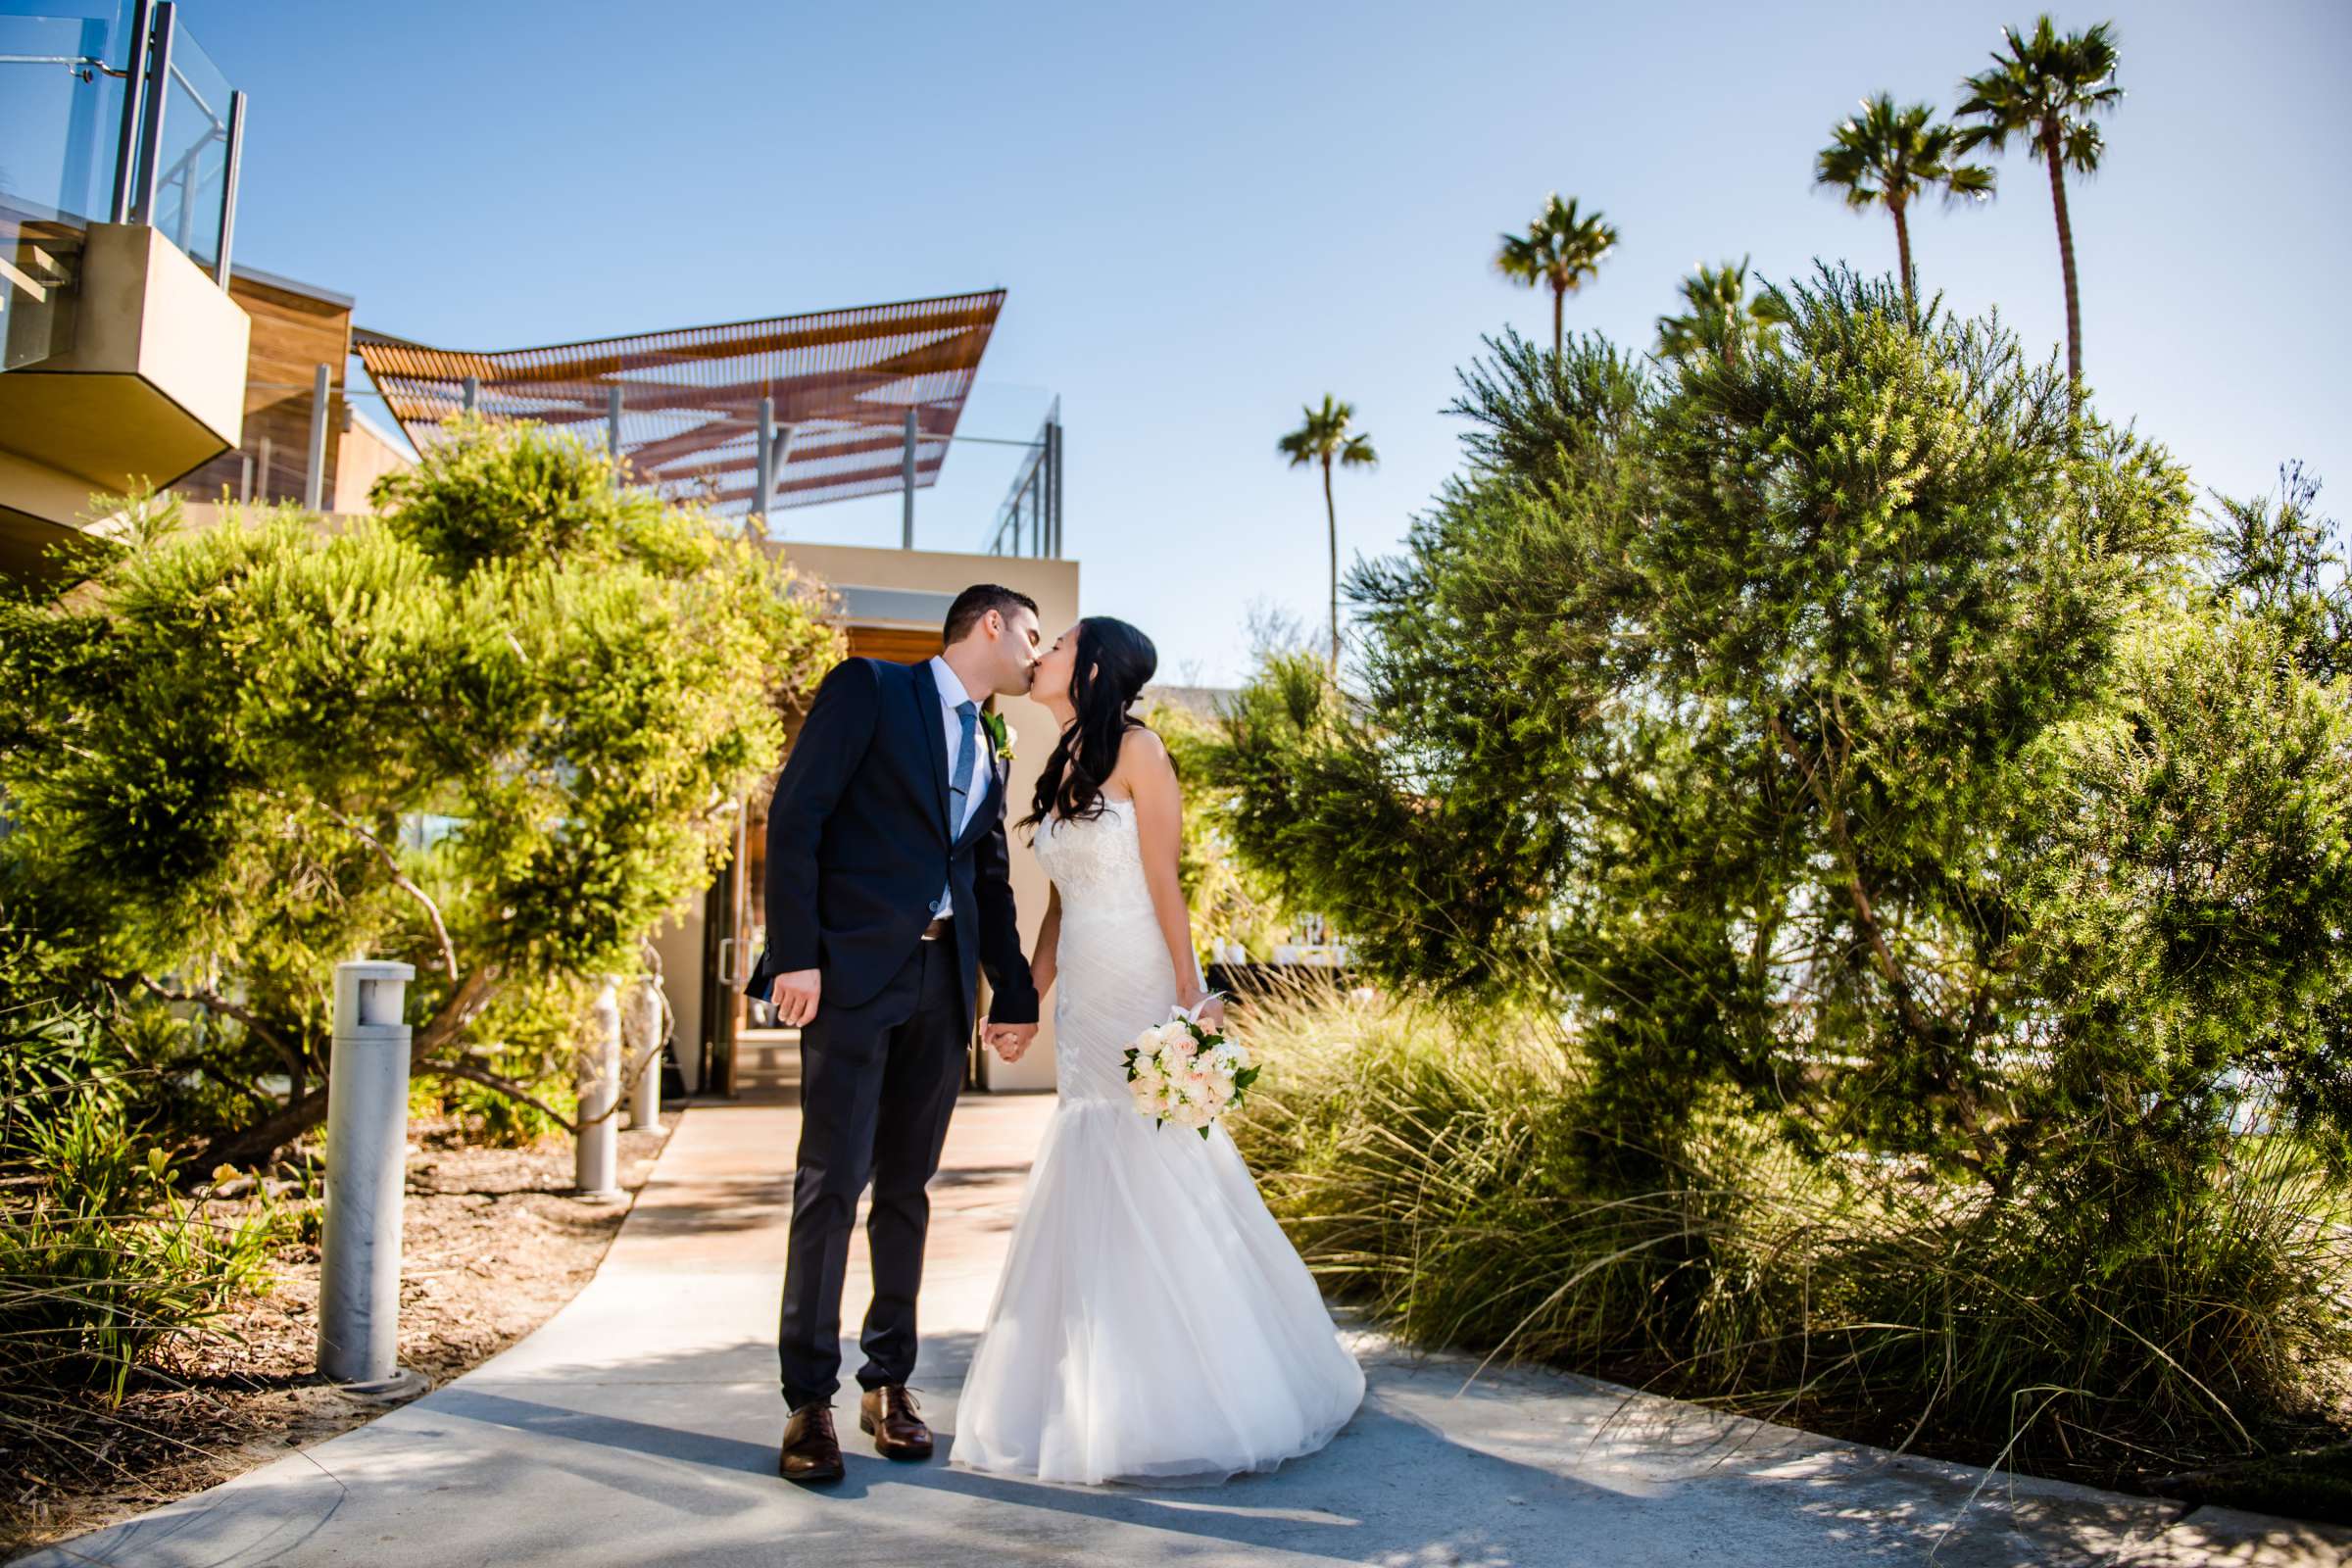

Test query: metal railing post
[575,979,623,1199]
[130,2,174,224]
[109,0,154,223]
[901,408,917,549]
[212,89,245,286]
[317,959,416,1388]
[772,421,796,512]
[607,384,622,483]
[1049,420,1067,562]
[756,395,776,525]
[303,363,329,511]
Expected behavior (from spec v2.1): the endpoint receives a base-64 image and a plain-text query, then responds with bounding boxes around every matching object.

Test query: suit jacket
[744,656,1039,1030]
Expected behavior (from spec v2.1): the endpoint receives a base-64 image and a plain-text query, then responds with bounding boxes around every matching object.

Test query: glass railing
[0,213,80,370]
[0,4,134,229]
[144,11,231,272]
[0,0,243,371]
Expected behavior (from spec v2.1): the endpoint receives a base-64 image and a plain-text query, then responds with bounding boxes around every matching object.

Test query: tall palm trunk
[1550,283,1565,360]
[1889,198,1916,309]
[1322,456,1340,667]
[2042,121,2083,403]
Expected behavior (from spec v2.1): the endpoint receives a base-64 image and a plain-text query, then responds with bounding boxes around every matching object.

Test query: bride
[955,616,1365,1486]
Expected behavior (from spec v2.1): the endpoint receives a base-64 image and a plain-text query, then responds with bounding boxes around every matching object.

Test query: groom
[744,583,1043,1486]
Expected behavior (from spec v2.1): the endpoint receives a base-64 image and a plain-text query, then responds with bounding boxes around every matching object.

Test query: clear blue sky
[203,0,2350,686]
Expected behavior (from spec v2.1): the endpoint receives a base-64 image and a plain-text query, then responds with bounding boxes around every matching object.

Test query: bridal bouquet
[1122,1001,1258,1138]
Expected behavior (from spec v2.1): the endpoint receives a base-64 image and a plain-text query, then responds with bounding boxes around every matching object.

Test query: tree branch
[1766,708,1931,1042]
[426,1062,577,1134]
[412,966,502,1062]
[307,798,460,981]
[133,973,304,1087]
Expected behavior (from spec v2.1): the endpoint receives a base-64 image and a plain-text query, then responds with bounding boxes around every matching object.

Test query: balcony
[0,0,250,575]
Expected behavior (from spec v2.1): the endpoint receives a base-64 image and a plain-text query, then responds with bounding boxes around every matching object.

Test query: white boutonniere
[979,710,1015,763]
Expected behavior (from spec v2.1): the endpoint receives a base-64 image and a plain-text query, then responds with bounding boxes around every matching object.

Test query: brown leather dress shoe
[778,1400,845,1485]
[858,1385,934,1460]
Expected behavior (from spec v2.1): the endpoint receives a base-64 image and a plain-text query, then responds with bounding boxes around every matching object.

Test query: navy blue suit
[745,656,1039,1409]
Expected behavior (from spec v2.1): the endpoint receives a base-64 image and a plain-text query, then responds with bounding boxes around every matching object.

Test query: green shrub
[1,1098,273,1399]
[1234,991,2352,1494]
[0,423,841,1167]
[1,931,274,1453]
[1211,270,2352,1497]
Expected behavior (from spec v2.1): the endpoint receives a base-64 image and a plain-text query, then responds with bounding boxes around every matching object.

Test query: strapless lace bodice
[1033,797,1154,917]
[1032,798,1178,1103]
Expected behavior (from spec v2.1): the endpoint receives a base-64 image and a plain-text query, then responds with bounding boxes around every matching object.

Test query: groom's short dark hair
[944,584,1039,647]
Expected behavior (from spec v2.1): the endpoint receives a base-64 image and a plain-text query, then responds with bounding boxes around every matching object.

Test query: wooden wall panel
[846,624,944,665]
[178,274,353,506]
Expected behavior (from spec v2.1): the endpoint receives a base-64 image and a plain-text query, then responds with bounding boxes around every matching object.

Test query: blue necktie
[950,700,979,833]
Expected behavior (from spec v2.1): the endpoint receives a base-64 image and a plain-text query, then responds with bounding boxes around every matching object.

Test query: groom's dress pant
[778,935,967,1411]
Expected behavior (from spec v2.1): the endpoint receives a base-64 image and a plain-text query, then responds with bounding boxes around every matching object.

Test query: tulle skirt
[951,1097,1365,1486]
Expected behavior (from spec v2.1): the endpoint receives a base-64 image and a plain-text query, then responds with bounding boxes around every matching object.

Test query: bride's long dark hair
[1023,616,1158,830]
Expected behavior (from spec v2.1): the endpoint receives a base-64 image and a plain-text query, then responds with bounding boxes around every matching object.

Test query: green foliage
[1494,193,1619,358]
[2207,462,2352,686]
[1213,268,2352,1490]
[0,421,841,1160]
[1954,16,2126,176]
[1654,258,1790,367]
[1234,994,2352,1493]
[1813,95,1992,301]
[1149,699,1295,961]
[1,928,273,1417]
[410,971,593,1146]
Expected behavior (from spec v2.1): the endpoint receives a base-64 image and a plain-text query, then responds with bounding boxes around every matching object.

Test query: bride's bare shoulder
[1117,724,1168,763]
[1105,725,1174,799]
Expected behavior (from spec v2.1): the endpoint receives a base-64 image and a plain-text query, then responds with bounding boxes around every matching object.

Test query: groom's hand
[988,1022,1038,1062]
[769,968,821,1028]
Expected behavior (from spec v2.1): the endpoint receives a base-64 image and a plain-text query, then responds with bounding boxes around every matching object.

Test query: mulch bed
[2,1110,678,1560]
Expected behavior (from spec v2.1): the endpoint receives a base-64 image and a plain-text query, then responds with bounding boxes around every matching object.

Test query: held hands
[768,968,821,1028]
[986,1022,1040,1062]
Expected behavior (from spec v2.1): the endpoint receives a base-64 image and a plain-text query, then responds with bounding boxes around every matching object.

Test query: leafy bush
[1212,270,2352,1494]
[0,421,841,1165]
[1,926,273,1447]
[1233,992,2352,1493]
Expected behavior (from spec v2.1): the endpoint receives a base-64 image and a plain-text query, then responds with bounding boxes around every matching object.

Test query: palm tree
[1655,258,1792,368]
[1814,94,1994,308]
[1955,16,2124,400]
[1495,194,1618,359]
[1277,397,1377,669]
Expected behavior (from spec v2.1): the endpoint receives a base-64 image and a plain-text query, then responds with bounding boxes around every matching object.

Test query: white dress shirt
[926,656,992,919]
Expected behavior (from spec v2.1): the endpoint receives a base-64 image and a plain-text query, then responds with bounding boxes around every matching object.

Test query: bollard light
[626,975,662,1132]
[317,958,417,1389]
[574,978,623,1199]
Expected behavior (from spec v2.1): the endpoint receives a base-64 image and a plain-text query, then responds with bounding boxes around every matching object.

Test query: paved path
[25,1093,2345,1567]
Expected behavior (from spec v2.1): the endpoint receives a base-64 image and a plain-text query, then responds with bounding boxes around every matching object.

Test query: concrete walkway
[25,1092,2346,1567]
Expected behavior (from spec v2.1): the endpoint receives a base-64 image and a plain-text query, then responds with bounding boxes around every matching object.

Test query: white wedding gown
[952,797,1364,1485]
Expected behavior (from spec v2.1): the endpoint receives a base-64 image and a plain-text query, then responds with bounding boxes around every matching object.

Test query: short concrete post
[317,959,416,1388]
[626,975,662,1132]
[574,978,623,1198]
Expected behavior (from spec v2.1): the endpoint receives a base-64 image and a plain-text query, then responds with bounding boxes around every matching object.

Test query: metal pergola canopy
[351,289,1006,516]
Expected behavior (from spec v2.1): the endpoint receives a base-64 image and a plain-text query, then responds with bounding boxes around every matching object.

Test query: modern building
[0,0,251,575]
[1,0,1077,1097]
[341,296,1075,1096]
